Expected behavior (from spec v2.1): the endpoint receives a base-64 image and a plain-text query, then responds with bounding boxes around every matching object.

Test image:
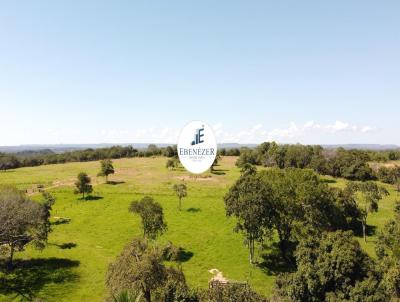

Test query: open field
[369,160,400,171]
[0,157,399,301]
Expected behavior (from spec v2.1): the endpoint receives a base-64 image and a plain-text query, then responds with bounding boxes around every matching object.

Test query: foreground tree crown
[0,186,53,269]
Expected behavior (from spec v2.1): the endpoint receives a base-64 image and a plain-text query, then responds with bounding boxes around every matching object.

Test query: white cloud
[51,121,378,145]
[327,121,349,132]
[361,126,375,133]
[98,127,180,144]
[210,120,378,144]
[1,120,378,146]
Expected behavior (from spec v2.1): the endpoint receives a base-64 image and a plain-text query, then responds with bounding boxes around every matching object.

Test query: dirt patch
[175,175,215,182]
[369,161,400,171]
[26,179,77,196]
[52,179,76,187]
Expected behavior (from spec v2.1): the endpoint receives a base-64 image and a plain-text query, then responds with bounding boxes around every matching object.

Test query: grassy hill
[0,157,398,301]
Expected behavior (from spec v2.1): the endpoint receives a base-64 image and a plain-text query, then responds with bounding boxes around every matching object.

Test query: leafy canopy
[129,196,167,240]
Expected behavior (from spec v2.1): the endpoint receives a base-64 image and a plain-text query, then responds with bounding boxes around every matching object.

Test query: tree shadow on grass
[366,225,377,236]
[352,224,377,238]
[55,242,77,249]
[211,168,228,175]
[83,195,103,201]
[176,249,194,263]
[0,258,80,301]
[106,180,125,185]
[52,217,71,225]
[257,243,296,276]
[187,207,201,213]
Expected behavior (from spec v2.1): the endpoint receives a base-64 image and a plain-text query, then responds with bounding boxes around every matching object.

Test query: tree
[274,231,378,302]
[173,183,187,211]
[379,262,400,302]
[240,163,257,176]
[235,149,258,168]
[98,159,115,183]
[0,186,50,269]
[0,155,19,171]
[260,168,350,262]
[376,201,400,260]
[374,201,400,301]
[129,196,167,239]
[166,158,179,170]
[106,238,195,302]
[346,181,389,242]
[326,148,374,181]
[147,144,160,156]
[163,145,177,158]
[74,172,93,199]
[201,284,266,302]
[389,151,398,161]
[254,142,271,166]
[210,154,221,172]
[106,238,167,302]
[224,173,275,264]
[393,166,400,193]
[41,191,56,235]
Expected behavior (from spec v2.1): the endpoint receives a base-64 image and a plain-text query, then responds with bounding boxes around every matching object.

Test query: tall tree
[393,166,400,193]
[129,196,167,239]
[98,159,115,183]
[376,201,400,300]
[210,154,221,172]
[376,201,400,259]
[0,186,50,269]
[74,172,93,199]
[224,173,275,264]
[106,238,193,302]
[173,183,187,211]
[274,231,380,302]
[260,168,348,262]
[41,191,56,235]
[240,163,257,176]
[346,181,389,242]
[0,155,19,171]
[106,238,167,302]
[166,158,179,170]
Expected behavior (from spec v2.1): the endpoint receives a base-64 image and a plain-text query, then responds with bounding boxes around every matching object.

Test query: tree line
[0,145,178,171]
[1,142,399,183]
[235,142,400,183]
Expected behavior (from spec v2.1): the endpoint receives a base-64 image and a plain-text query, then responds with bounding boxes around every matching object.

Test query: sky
[0,1,399,146]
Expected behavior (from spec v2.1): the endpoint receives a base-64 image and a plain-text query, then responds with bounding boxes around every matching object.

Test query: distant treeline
[1,142,399,183]
[234,142,400,182]
[0,144,178,170]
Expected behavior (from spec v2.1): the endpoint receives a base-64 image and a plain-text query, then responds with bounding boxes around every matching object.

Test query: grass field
[0,157,399,301]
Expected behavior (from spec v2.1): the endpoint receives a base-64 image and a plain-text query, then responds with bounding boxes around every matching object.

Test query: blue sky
[0,1,399,145]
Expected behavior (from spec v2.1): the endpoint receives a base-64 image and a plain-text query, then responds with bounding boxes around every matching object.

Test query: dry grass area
[369,160,400,171]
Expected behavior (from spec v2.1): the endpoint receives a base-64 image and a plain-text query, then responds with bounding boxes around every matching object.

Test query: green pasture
[0,157,398,301]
